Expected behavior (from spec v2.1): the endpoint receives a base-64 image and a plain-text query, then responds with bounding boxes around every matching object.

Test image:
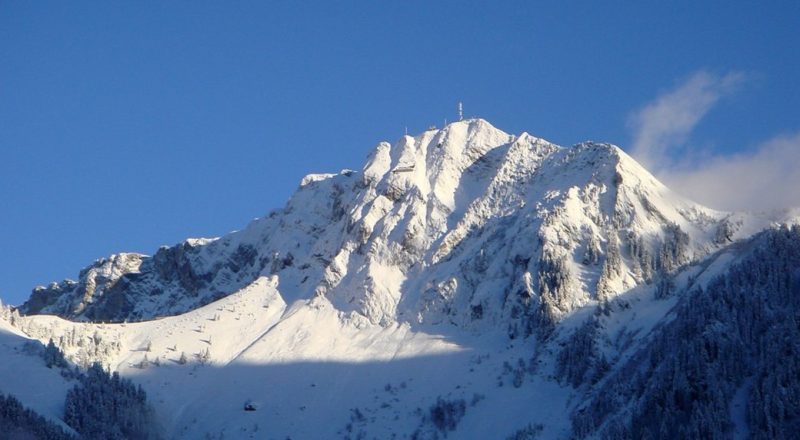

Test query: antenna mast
[458,102,463,121]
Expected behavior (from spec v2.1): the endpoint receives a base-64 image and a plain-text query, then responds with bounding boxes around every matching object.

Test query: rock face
[20,119,747,329]
[23,253,144,320]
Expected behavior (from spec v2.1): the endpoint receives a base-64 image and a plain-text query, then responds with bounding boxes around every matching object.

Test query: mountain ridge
[19,119,780,330]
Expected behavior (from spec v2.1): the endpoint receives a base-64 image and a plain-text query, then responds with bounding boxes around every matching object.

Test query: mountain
[18,119,758,328]
[4,119,799,439]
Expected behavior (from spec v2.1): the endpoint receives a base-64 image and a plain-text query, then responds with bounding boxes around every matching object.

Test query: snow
[300,173,337,187]
[0,319,76,433]
[4,285,571,438]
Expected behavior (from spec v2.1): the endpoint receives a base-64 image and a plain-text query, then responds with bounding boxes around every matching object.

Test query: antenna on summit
[458,102,464,121]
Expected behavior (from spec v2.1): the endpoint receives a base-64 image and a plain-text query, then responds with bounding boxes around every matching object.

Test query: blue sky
[2,1,799,305]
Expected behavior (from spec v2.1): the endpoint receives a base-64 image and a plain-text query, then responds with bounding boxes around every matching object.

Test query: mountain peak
[20,120,751,332]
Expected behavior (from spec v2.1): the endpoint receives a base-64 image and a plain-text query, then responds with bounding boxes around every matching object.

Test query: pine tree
[43,338,68,369]
[199,348,211,364]
[64,363,160,439]
[0,393,74,439]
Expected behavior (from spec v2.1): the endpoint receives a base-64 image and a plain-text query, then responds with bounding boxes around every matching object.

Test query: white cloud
[627,70,800,211]
[628,71,744,170]
[662,132,800,211]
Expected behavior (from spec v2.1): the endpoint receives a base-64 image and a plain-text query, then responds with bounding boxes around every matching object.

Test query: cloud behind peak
[628,70,745,171]
[627,70,800,212]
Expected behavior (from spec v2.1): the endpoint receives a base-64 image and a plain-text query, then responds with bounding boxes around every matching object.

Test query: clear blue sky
[2,1,799,305]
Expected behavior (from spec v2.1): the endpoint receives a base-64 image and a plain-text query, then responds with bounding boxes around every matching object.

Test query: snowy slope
[7,119,800,439]
[0,310,77,435]
[5,281,575,439]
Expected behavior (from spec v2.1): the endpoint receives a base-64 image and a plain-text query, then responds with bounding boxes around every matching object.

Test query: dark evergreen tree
[556,318,609,387]
[0,393,74,440]
[428,397,466,434]
[43,338,68,369]
[63,363,160,440]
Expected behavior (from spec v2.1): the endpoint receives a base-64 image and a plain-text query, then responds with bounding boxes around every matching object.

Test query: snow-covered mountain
[4,119,800,439]
[18,119,761,328]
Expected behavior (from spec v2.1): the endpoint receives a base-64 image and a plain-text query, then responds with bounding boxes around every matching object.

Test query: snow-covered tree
[64,363,160,439]
[43,338,68,369]
[0,393,74,439]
